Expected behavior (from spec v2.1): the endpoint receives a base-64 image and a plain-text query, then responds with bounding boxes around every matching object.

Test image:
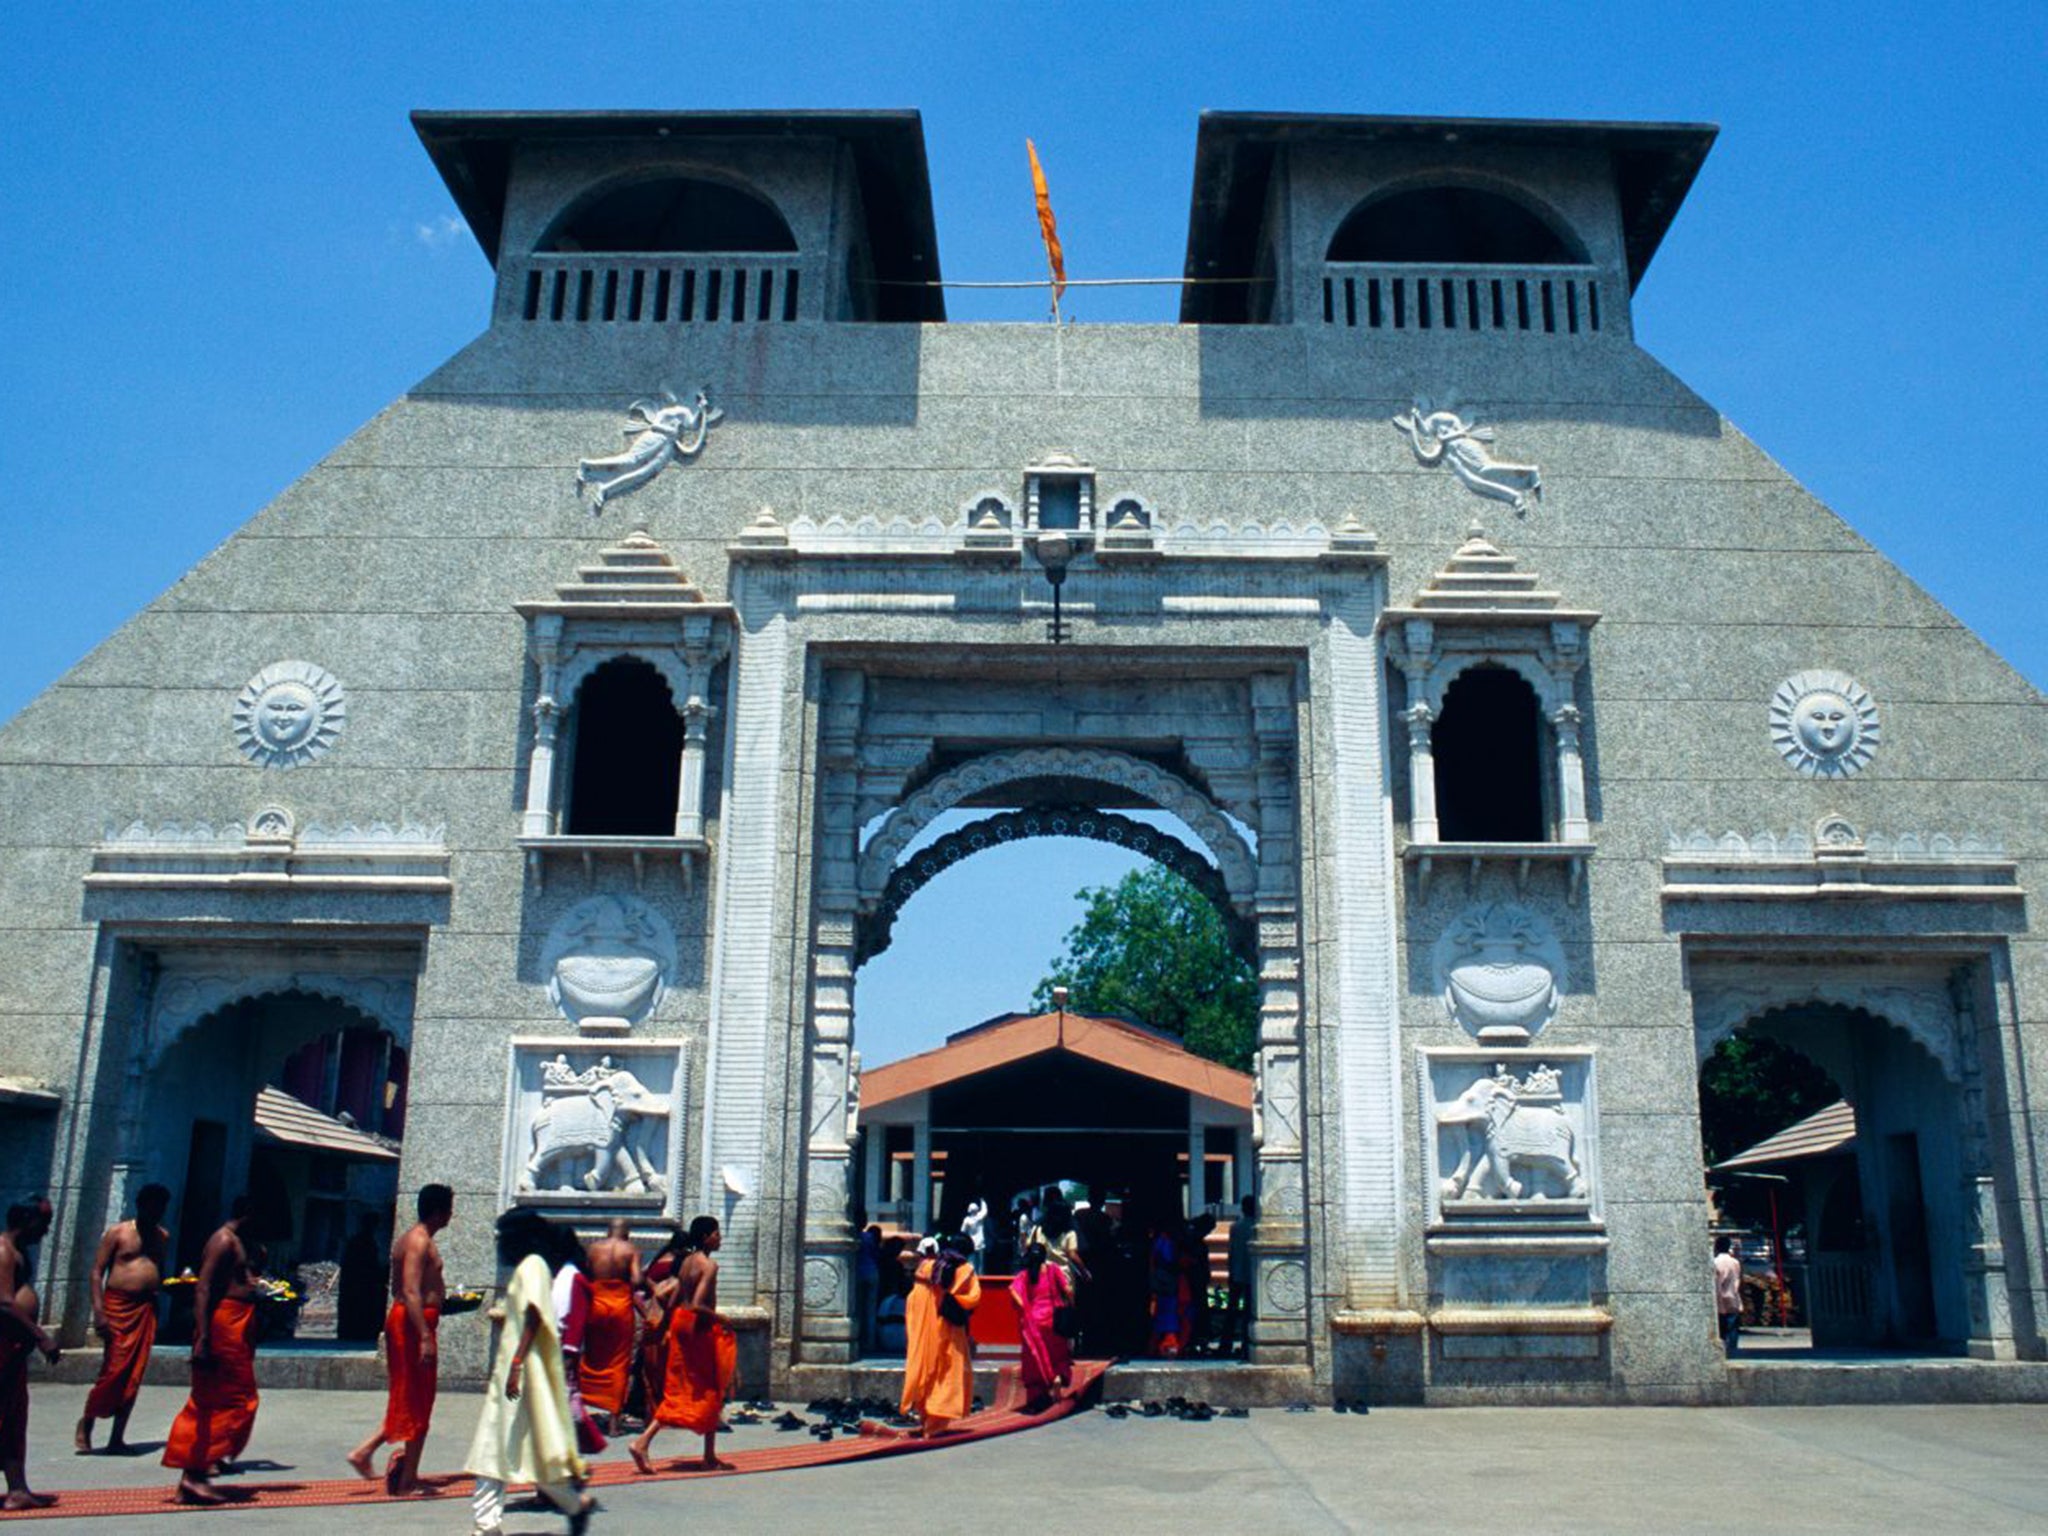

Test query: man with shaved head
[1,1199,62,1510]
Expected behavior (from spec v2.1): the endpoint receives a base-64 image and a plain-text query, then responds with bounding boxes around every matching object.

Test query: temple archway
[792,698,1309,1373]
[1698,1000,1972,1354]
[141,987,409,1345]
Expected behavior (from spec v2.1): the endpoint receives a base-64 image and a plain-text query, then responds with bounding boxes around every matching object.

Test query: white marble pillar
[674,700,711,840]
[1551,703,1590,842]
[522,617,565,837]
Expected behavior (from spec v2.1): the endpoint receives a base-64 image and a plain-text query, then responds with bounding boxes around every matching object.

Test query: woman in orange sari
[898,1232,980,1438]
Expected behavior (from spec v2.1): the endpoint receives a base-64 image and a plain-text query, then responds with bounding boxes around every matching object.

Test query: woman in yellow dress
[464,1211,595,1536]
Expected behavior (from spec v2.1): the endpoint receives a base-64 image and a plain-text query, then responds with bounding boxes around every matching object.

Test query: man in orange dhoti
[346,1184,452,1494]
[630,1216,735,1473]
[77,1183,170,1454]
[898,1231,981,1438]
[2,1199,63,1511]
[161,1200,260,1505]
[579,1218,641,1433]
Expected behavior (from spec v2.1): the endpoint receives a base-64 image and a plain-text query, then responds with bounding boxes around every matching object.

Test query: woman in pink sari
[1008,1242,1073,1412]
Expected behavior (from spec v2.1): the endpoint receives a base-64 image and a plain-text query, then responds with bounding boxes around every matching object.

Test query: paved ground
[14,1378,2048,1533]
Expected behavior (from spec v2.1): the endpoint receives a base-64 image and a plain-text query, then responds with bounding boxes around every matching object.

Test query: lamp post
[1031,531,1076,644]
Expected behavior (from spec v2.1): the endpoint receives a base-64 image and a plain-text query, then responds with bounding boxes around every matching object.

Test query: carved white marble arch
[555,647,697,714]
[797,684,1309,1369]
[146,968,416,1063]
[856,746,1258,909]
[1691,980,1961,1084]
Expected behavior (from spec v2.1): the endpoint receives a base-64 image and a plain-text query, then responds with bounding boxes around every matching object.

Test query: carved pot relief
[1420,1050,1598,1222]
[503,1040,687,1212]
[1433,902,1565,1044]
[542,895,677,1033]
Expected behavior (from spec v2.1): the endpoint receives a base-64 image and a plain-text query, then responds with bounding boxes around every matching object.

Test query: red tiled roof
[860,1010,1252,1112]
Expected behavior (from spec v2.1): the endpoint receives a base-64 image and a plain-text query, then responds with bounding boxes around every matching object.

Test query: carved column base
[795,1245,857,1363]
[1250,1242,1311,1363]
[797,1145,858,1362]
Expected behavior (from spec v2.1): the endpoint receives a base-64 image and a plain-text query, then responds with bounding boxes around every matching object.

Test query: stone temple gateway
[3,109,2044,1404]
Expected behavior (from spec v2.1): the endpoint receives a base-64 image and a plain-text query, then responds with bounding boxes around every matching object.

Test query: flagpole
[1027,138,1066,324]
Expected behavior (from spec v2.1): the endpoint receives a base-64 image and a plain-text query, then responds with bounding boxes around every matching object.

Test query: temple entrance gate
[697,519,1406,1391]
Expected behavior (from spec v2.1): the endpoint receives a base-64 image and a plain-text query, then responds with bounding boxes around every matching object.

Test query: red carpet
[6,1364,1103,1521]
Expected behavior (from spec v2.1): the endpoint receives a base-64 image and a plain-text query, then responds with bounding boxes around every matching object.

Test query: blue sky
[3,3,2042,1064]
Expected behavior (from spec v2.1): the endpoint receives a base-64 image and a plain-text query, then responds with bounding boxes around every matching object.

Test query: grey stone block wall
[2,117,2044,1401]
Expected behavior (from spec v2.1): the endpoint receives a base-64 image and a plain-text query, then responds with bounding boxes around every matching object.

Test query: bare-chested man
[630,1215,734,1473]
[76,1183,171,1454]
[347,1187,451,1494]
[161,1197,260,1505]
[579,1218,643,1433]
[1,1199,62,1510]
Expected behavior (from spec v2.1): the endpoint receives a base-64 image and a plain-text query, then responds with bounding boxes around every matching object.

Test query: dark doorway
[1885,1133,1938,1339]
[1433,666,1545,841]
[177,1118,227,1273]
[566,658,684,835]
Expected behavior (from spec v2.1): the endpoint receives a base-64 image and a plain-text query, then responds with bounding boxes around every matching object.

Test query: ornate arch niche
[793,693,1312,1368]
[515,532,734,884]
[1381,529,1600,868]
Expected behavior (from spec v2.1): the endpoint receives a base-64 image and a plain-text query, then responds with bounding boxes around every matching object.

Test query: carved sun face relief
[1770,670,1880,779]
[233,661,346,768]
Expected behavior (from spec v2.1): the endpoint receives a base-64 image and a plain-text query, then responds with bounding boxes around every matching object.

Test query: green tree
[1032,866,1258,1071]
[1697,1034,1840,1168]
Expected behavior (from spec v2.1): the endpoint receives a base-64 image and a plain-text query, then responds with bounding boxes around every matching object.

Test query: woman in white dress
[464,1211,596,1536]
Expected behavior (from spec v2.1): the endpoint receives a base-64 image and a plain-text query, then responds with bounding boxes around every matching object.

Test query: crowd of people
[0,1183,1045,1526]
[855,1188,1260,1365]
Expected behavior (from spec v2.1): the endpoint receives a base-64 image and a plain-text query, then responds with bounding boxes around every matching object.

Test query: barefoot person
[1,1199,62,1511]
[629,1216,735,1474]
[898,1230,980,1438]
[75,1183,170,1455]
[465,1210,594,1535]
[580,1219,641,1435]
[347,1184,452,1493]
[161,1198,261,1505]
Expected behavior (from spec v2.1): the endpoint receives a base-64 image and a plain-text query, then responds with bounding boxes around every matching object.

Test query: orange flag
[1027,139,1066,307]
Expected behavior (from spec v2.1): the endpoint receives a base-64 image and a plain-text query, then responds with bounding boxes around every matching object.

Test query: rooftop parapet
[412,109,946,325]
[1179,112,1716,335]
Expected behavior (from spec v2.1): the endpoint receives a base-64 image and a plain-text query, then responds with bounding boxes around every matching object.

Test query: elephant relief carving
[519,1053,672,1197]
[1436,1064,1586,1203]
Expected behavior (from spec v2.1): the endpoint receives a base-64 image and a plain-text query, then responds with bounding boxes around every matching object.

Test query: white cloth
[471,1473,578,1535]
[464,1252,588,1487]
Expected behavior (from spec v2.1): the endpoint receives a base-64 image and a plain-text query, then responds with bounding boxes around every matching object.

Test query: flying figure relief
[1392,398,1542,515]
[577,388,724,513]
